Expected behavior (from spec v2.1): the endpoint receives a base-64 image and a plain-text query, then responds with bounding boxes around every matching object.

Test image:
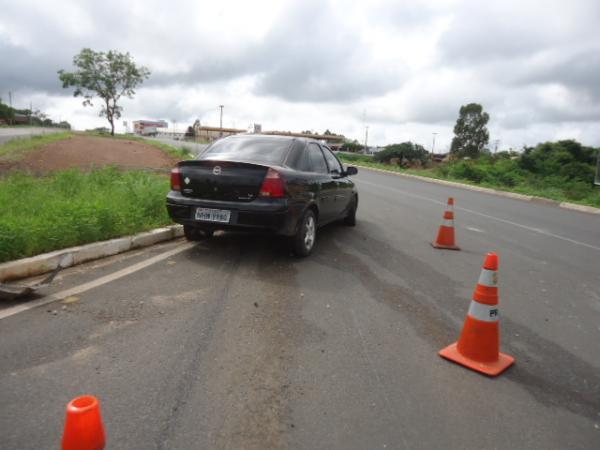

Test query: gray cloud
[438,1,600,64]
[0,38,70,95]
[0,0,404,103]
[252,0,404,102]
[511,47,600,98]
[146,0,405,102]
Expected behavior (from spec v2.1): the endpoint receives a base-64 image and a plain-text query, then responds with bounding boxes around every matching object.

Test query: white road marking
[0,242,196,320]
[357,179,600,252]
[465,226,484,233]
[458,206,600,252]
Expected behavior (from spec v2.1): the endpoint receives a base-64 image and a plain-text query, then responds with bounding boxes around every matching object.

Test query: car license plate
[195,208,231,223]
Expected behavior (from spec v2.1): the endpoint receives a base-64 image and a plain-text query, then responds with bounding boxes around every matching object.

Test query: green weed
[0,167,172,263]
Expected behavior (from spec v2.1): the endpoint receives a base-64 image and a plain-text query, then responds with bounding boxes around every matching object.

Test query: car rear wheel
[292,209,317,257]
[344,195,357,226]
[184,225,214,241]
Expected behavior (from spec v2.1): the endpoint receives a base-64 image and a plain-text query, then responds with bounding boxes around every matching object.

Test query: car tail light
[259,168,286,198]
[171,167,182,191]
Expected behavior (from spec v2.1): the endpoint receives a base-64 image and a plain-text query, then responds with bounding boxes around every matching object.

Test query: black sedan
[166,134,358,256]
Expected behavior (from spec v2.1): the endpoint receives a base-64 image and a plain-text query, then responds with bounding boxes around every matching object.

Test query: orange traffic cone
[439,252,514,376]
[62,395,106,450]
[431,197,460,250]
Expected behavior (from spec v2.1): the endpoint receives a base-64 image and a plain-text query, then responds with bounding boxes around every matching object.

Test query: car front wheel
[292,209,317,257]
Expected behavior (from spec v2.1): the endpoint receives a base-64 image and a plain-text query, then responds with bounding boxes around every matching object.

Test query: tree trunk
[105,98,115,136]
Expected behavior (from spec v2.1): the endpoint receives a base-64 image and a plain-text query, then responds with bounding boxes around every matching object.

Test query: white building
[133,120,168,136]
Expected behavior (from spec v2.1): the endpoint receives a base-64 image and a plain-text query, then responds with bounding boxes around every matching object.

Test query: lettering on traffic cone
[431,197,460,250]
[62,395,106,450]
[439,252,514,376]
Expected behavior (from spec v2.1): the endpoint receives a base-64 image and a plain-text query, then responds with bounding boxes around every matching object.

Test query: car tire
[184,225,213,241]
[344,195,357,226]
[292,209,317,257]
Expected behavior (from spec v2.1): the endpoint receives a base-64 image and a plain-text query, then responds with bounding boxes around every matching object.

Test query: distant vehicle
[166,134,358,256]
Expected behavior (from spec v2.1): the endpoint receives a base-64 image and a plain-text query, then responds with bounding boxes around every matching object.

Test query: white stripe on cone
[478,269,498,287]
[467,300,500,322]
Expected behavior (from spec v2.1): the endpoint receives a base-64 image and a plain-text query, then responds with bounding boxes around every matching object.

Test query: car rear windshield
[199,137,292,165]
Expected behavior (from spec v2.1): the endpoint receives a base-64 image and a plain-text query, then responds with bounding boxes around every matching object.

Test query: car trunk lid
[177,160,269,202]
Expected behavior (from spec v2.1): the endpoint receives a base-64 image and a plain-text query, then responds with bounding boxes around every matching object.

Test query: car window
[200,136,291,165]
[322,147,343,174]
[307,143,328,174]
[286,140,311,171]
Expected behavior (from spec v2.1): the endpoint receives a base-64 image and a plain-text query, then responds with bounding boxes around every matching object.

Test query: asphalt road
[0,127,63,145]
[1,168,599,449]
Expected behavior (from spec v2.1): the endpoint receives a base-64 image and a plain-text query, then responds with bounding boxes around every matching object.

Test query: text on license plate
[195,208,231,223]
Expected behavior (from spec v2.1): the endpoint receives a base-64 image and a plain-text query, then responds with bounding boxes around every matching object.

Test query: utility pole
[493,139,500,153]
[431,132,438,158]
[8,91,13,125]
[219,105,224,137]
[364,126,369,154]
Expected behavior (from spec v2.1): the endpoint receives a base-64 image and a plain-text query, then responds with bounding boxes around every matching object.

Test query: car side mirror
[345,166,358,176]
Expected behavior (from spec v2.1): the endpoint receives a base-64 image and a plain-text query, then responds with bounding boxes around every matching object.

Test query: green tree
[0,100,15,123]
[58,48,150,135]
[373,142,429,165]
[450,103,490,158]
[340,141,364,153]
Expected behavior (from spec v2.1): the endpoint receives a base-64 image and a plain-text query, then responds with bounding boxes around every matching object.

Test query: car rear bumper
[166,192,299,236]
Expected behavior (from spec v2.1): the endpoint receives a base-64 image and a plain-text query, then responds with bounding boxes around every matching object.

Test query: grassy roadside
[0,131,74,159]
[144,138,194,160]
[0,167,172,263]
[81,131,194,160]
[338,153,600,208]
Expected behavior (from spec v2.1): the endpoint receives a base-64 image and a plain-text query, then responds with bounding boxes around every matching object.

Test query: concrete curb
[0,225,184,283]
[354,165,600,215]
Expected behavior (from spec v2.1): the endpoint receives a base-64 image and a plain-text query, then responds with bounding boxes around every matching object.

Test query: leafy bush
[519,140,596,183]
[447,161,486,183]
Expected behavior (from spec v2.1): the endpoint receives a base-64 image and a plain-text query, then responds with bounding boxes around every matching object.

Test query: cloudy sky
[1,0,599,150]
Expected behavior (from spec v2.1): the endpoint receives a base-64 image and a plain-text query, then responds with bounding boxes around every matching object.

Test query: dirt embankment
[0,136,178,174]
